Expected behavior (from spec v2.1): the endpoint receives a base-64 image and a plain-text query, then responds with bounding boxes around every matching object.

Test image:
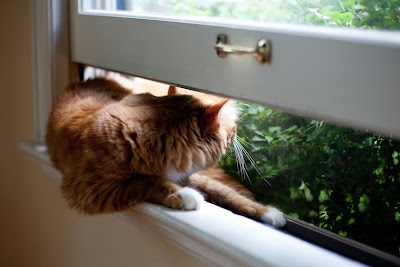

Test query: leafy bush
[219,102,400,256]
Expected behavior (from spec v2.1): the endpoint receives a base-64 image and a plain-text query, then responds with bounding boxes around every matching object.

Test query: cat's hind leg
[187,173,286,228]
[196,167,255,200]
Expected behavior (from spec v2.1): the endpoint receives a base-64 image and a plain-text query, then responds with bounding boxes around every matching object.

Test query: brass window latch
[214,34,271,65]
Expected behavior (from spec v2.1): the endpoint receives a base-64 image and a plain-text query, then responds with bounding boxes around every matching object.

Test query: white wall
[0,2,205,266]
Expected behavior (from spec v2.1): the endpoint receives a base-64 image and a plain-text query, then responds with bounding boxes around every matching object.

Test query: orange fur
[47,78,237,214]
[46,77,283,226]
[188,170,269,220]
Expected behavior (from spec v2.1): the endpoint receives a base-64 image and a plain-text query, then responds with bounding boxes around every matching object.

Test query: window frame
[25,0,400,266]
[30,0,72,143]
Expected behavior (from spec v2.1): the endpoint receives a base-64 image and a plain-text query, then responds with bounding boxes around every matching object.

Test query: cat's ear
[205,98,229,124]
[168,86,178,95]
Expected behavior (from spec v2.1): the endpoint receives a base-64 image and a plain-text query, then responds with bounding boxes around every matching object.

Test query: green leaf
[318,190,329,202]
[348,218,356,225]
[395,212,400,222]
[252,136,265,142]
[265,136,274,143]
[268,126,281,133]
[339,12,354,23]
[321,5,333,13]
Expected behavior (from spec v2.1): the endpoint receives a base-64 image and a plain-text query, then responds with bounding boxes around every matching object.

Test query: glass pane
[84,67,400,257]
[83,0,400,30]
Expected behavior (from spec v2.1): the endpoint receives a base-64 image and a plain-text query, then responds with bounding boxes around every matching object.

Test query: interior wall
[0,2,205,267]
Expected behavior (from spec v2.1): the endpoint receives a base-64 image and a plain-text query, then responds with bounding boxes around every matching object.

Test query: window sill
[20,140,365,267]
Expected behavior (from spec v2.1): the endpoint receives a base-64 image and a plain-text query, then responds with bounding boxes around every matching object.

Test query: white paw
[177,187,204,210]
[261,207,286,228]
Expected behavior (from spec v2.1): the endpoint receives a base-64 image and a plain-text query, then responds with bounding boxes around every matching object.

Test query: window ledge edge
[20,140,365,267]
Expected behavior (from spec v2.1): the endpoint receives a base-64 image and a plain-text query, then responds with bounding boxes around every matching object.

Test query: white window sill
[20,141,365,267]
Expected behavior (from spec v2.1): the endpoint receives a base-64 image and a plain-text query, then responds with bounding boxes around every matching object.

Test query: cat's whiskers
[233,142,243,181]
[233,139,251,184]
[233,138,272,186]
[225,146,235,160]
[239,143,272,186]
[237,136,252,149]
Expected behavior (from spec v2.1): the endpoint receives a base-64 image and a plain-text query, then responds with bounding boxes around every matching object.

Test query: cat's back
[46,78,132,171]
[58,78,131,107]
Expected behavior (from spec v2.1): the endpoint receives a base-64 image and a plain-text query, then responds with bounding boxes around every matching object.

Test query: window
[26,0,400,266]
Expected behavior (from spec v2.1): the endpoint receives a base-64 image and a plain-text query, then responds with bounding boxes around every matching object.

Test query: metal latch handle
[214,34,271,65]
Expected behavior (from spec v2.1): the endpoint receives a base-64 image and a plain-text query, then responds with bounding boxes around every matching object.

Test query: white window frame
[23,0,400,266]
[30,0,71,143]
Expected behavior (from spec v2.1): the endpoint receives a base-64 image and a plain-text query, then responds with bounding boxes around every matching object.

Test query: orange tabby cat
[46,77,285,228]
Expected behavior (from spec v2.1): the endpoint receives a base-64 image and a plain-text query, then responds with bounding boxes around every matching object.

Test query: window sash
[71,0,400,139]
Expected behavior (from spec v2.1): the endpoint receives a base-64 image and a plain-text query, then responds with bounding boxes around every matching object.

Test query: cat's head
[165,86,239,181]
[168,85,239,148]
[119,86,239,182]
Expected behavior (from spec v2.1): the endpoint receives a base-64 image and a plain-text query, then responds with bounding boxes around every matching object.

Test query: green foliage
[219,102,400,256]
[168,0,400,30]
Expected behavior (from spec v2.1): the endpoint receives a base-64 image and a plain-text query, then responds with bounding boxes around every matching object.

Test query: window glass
[83,0,400,30]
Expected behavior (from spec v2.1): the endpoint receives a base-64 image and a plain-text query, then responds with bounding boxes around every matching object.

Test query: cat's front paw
[261,207,286,228]
[177,187,204,210]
